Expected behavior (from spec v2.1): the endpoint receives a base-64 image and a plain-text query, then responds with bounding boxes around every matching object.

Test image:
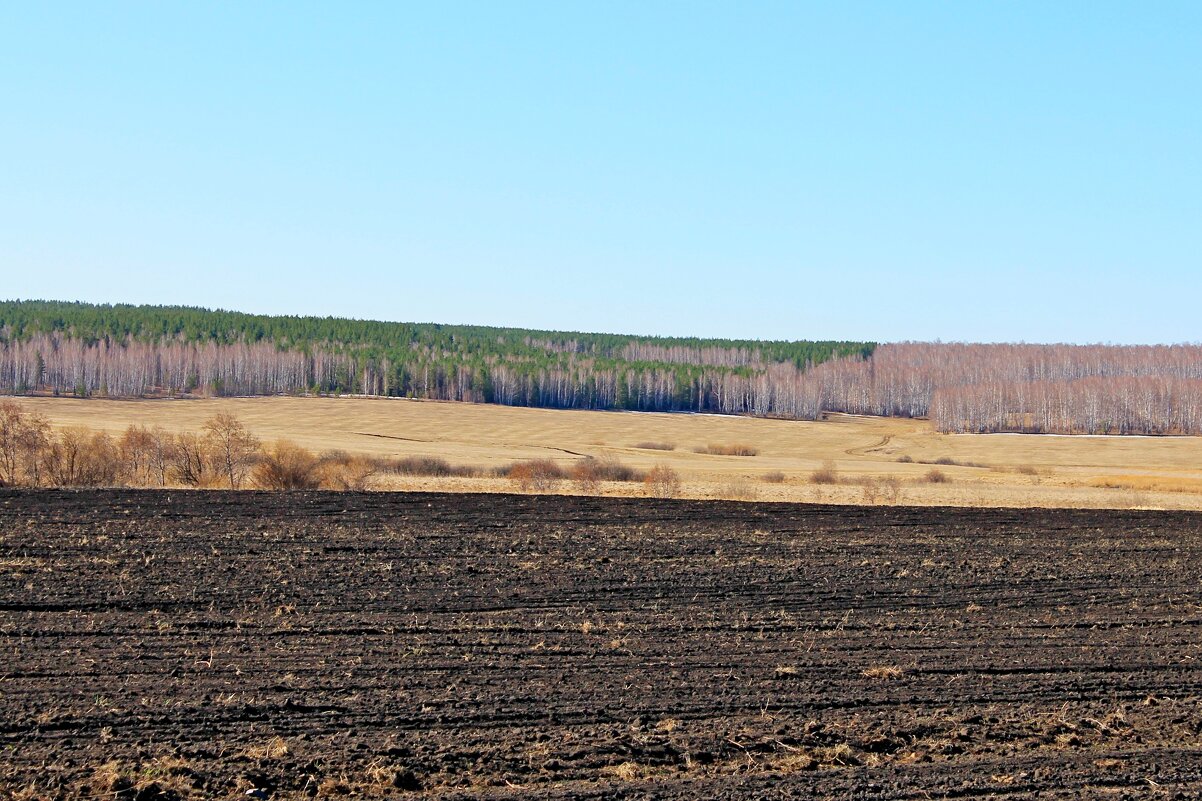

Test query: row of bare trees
[5,335,1202,434]
[802,343,1202,434]
[929,376,1202,434]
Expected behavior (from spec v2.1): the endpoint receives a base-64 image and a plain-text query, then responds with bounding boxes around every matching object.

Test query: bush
[45,427,122,487]
[644,464,681,498]
[505,459,566,492]
[761,471,787,484]
[855,475,902,504]
[384,455,454,476]
[810,461,839,485]
[694,443,758,456]
[924,468,951,484]
[254,440,323,490]
[571,457,644,493]
[634,441,675,451]
[380,455,481,478]
[318,451,378,491]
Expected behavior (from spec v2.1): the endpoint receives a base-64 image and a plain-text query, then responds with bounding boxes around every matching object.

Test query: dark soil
[3,490,1202,799]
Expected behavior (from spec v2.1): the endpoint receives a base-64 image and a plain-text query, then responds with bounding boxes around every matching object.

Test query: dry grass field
[7,395,1202,509]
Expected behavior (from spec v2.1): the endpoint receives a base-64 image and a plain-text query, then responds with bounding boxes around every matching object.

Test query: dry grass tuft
[1090,475,1202,494]
[634,441,675,451]
[861,665,905,679]
[243,736,290,760]
[718,478,757,500]
[761,471,787,484]
[602,761,643,781]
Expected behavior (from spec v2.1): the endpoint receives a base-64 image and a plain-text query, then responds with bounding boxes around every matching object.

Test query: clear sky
[2,2,1199,344]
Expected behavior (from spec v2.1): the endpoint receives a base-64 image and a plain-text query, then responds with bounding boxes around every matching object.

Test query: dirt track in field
[3,490,1202,799]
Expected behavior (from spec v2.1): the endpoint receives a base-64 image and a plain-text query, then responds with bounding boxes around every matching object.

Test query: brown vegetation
[810,461,839,485]
[644,464,682,498]
[694,443,759,456]
[634,441,675,451]
[0,404,369,491]
[571,456,645,492]
[8,395,1202,510]
[253,441,324,490]
[504,459,567,492]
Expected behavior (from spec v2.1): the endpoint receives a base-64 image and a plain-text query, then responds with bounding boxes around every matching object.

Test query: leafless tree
[202,413,260,489]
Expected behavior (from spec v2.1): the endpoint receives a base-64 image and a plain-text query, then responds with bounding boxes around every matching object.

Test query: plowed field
[3,491,1202,799]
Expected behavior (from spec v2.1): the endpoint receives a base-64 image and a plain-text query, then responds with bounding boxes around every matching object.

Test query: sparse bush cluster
[634,441,675,451]
[809,461,840,485]
[499,456,649,493]
[0,402,673,496]
[379,455,481,478]
[644,464,682,498]
[694,443,758,456]
[0,401,382,491]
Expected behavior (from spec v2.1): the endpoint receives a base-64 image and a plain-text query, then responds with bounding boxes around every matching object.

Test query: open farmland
[6,396,1202,509]
[4,490,1202,798]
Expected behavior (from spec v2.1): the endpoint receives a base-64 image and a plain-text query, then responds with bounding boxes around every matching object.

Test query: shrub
[634,441,675,451]
[896,455,914,463]
[810,461,839,485]
[385,455,454,476]
[570,456,642,491]
[45,427,122,487]
[254,440,323,490]
[644,464,681,498]
[318,451,378,491]
[380,455,481,478]
[924,468,951,484]
[855,475,902,504]
[694,443,758,456]
[761,471,787,484]
[506,459,566,492]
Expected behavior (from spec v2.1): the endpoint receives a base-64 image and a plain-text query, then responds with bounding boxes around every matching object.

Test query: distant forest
[2,300,1200,435]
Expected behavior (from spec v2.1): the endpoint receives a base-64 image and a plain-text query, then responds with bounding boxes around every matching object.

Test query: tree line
[3,302,1202,435]
[0,300,872,415]
[804,343,1202,434]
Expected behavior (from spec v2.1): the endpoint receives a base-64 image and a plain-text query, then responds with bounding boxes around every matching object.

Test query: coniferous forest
[2,300,1201,435]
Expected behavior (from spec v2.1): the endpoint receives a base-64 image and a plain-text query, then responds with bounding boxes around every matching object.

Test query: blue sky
[2,2,1199,343]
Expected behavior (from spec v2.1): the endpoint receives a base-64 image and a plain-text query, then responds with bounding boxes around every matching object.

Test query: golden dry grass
[7,395,1202,510]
